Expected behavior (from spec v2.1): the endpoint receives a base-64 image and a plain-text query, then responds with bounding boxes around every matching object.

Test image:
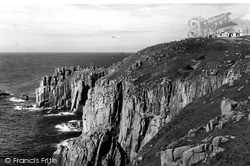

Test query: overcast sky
[0,4,250,52]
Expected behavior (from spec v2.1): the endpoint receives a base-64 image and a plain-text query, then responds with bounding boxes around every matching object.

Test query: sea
[0,52,130,165]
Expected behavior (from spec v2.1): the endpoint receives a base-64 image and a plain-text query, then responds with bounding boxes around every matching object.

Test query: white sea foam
[14,105,23,110]
[60,140,69,146]
[9,97,26,103]
[68,120,78,123]
[55,124,72,132]
[55,122,80,132]
[26,105,45,111]
[44,112,75,117]
[13,104,44,111]
[51,139,70,148]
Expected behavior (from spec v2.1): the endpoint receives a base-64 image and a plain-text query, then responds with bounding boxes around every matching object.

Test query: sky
[0,3,250,52]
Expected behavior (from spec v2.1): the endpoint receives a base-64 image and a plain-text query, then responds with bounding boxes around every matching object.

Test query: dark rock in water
[66,120,82,131]
[0,90,10,97]
[21,94,29,101]
[24,104,33,108]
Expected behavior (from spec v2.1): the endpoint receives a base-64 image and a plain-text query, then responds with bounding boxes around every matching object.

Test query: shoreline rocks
[21,94,29,101]
[0,89,10,97]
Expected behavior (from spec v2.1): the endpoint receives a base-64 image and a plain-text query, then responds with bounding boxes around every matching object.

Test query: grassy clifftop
[106,37,250,92]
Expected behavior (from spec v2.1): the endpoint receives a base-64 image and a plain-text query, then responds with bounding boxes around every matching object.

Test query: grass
[129,72,250,166]
[105,37,250,96]
[102,36,250,166]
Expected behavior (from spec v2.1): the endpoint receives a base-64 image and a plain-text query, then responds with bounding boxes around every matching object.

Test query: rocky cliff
[36,37,250,166]
[36,66,106,114]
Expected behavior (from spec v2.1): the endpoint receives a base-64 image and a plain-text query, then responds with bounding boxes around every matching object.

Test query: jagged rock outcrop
[36,66,106,113]
[161,136,234,166]
[160,98,250,166]
[35,37,250,166]
[159,94,250,166]
[51,126,128,166]
[160,120,246,166]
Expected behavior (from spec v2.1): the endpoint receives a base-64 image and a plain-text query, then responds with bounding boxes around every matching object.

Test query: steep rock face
[39,37,250,165]
[36,66,106,113]
[52,126,128,166]
[80,60,242,161]
[53,62,242,165]
[131,71,250,166]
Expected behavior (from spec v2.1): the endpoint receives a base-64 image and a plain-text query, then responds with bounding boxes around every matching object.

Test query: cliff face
[134,69,250,166]
[80,62,242,162]
[53,126,129,166]
[36,37,250,166]
[36,66,106,114]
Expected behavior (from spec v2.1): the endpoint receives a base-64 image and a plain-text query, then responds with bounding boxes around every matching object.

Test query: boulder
[66,120,83,132]
[220,98,238,115]
[210,147,225,158]
[161,149,180,166]
[182,144,209,166]
[173,145,192,160]
[133,156,142,166]
[212,136,229,147]
[160,145,192,166]
[21,94,29,101]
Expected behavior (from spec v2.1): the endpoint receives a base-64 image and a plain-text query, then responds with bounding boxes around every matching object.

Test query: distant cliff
[36,66,106,113]
[36,37,250,166]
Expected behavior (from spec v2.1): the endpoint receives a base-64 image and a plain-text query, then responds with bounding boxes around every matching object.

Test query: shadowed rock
[50,126,128,166]
[0,90,10,97]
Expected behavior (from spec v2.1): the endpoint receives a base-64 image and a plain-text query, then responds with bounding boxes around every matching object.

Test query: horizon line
[0,51,136,54]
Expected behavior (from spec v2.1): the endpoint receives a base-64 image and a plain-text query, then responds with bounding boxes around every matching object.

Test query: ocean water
[0,52,130,165]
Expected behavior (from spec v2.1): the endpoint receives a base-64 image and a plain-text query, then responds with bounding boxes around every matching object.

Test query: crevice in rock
[72,91,79,110]
[112,81,123,130]
[167,81,172,107]
[135,117,151,153]
[79,82,90,106]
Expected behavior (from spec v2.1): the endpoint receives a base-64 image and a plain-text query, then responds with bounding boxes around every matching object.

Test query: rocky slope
[36,36,250,166]
[133,71,250,166]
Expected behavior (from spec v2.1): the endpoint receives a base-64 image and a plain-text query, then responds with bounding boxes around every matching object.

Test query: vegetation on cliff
[37,36,250,166]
